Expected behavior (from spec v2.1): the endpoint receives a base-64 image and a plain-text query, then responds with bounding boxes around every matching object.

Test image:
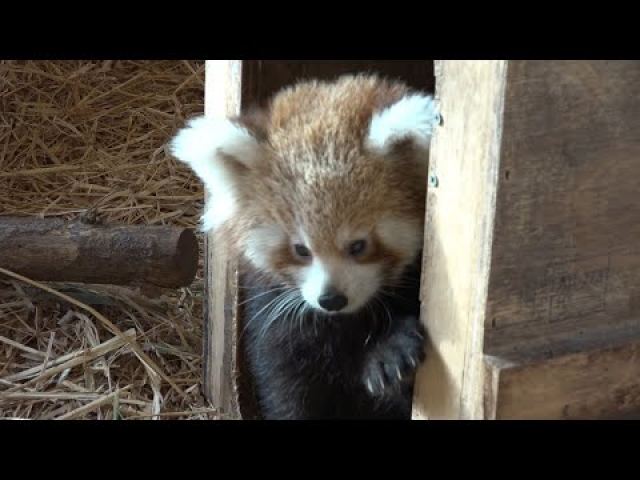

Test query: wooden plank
[485,311,640,363]
[412,61,508,419]
[485,61,640,356]
[485,322,640,419]
[413,60,640,420]
[202,60,243,417]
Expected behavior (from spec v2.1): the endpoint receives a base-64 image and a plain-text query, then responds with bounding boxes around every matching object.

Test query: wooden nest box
[203,60,640,420]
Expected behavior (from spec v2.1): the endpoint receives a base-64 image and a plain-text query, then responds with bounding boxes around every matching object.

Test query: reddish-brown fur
[220,75,427,282]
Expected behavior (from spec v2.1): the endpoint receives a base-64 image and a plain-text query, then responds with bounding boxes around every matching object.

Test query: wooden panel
[413,60,640,420]
[485,322,640,419]
[411,61,507,419]
[485,61,640,356]
[202,60,243,417]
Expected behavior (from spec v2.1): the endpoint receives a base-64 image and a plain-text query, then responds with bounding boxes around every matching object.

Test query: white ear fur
[245,224,286,271]
[170,115,261,232]
[366,94,438,153]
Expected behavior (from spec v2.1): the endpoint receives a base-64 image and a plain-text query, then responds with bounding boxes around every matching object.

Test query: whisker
[311,307,318,338]
[296,299,308,339]
[261,290,299,341]
[372,295,393,336]
[238,285,288,306]
[363,302,375,346]
[239,287,296,341]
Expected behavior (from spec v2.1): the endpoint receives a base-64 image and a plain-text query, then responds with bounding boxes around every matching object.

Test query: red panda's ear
[366,94,438,154]
[171,115,264,171]
[170,115,266,231]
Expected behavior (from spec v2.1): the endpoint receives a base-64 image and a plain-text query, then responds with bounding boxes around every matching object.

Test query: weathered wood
[202,60,243,417]
[485,61,640,354]
[0,216,198,288]
[411,61,507,420]
[414,60,640,419]
[480,61,640,417]
[485,322,640,419]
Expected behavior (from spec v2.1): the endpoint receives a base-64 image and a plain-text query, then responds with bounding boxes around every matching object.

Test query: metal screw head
[429,174,439,188]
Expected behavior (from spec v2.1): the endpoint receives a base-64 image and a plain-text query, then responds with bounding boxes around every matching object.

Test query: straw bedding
[0,60,223,419]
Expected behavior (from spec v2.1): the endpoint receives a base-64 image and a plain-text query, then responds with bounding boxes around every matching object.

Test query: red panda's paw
[361,320,426,398]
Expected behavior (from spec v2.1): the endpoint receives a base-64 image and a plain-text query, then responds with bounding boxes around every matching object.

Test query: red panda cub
[171,74,438,419]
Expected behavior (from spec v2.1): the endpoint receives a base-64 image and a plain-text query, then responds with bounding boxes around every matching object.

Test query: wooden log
[0,216,199,288]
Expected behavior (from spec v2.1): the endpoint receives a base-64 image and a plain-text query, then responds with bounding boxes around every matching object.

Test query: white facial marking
[376,216,423,264]
[300,260,329,310]
[245,225,286,271]
[299,257,381,314]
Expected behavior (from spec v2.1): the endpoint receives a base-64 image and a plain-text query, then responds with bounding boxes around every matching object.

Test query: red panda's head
[172,75,437,315]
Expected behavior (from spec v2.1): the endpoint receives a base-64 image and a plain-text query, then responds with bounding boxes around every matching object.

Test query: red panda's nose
[318,288,348,312]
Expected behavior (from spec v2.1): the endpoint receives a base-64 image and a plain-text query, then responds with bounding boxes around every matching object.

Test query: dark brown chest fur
[241,255,425,420]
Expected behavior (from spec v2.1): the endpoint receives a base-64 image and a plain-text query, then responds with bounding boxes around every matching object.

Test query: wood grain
[411,60,508,419]
[428,61,640,419]
[0,216,198,288]
[202,60,243,417]
[485,61,640,354]
[485,321,640,419]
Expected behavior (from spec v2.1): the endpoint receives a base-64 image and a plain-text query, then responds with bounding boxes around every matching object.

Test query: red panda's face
[243,212,424,315]
[239,149,426,315]
[171,75,438,315]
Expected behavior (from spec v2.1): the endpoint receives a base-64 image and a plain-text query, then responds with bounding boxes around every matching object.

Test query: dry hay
[0,60,221,419]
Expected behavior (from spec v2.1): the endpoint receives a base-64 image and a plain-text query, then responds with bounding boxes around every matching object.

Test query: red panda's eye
[293,244,312,259]
[348,240,367,257]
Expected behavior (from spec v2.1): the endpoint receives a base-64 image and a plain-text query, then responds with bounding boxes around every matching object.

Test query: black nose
[318,289,348,312]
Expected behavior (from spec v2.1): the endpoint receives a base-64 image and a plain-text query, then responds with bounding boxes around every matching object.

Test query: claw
[366,378,374,394]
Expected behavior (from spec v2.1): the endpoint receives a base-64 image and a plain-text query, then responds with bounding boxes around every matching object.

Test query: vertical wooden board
[412,61,507,419]
[202,60,243,417]
[485,61,640,354]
